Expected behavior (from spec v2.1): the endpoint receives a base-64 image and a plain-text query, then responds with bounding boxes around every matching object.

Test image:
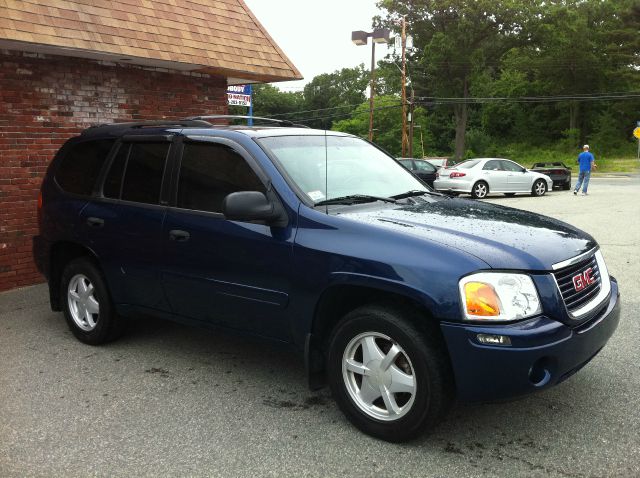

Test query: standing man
[574,144,597,195]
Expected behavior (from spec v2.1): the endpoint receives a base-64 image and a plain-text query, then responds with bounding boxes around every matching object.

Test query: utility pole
[408,86,414,157]
[400,16,409,157]
[369,40,376,142]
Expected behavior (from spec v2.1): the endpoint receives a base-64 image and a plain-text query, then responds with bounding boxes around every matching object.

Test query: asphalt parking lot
[1,175,639,477]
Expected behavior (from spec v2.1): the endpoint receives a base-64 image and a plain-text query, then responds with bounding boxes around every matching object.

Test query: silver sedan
[433,158,553,199]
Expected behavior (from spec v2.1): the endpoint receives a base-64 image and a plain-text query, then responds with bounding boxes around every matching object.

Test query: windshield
[257,135,428,203]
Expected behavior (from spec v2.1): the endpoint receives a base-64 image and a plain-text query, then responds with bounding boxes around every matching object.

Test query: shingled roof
[0,0,302,83]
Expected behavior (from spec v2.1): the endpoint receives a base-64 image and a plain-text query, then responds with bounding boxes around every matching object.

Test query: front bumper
[440,277,620,402]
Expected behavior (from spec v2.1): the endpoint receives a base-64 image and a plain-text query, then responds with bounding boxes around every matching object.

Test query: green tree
[378,0,532,159]
[301,65,370,128]
[332,95,431,156]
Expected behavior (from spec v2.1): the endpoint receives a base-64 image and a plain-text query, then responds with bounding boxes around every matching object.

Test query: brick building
[0,0,301,291]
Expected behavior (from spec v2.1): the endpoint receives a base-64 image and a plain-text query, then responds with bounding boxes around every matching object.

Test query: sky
[243,0,393,91]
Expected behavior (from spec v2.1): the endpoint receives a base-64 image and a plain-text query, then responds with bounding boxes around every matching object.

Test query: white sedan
[433,158,553,199]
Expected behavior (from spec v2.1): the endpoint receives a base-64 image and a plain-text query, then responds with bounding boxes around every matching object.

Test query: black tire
[471,181,489,199]
[60,257,125,345]
[562,180,571,190]
[531,179,547,197]
[326,304,453,442]
[504,193,516,197]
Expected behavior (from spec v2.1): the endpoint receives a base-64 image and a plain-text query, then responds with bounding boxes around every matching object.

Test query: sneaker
[573,190,577,195]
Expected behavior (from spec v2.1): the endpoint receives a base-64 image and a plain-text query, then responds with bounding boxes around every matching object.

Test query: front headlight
[459,272,542,322]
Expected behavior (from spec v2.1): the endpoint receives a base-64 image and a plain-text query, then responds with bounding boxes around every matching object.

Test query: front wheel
[532,179,547,197]
[327,304,453,442]
[471,181,489,199]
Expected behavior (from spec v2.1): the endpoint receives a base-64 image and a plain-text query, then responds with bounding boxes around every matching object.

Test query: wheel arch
[305,276,443,390]
[470,179,489,199]
[48,241,101,311]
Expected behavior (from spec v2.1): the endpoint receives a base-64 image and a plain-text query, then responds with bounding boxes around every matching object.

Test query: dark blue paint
[34,125,621,402]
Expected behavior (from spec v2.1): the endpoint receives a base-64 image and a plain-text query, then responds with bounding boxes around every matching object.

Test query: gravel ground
[1,176,638,477]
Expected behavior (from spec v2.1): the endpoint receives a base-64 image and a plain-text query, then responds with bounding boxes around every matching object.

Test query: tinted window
[414,160,436,172]
[177,143,265,213]
[103,143,129,199]
[399,159,414,169]
[501,160,524,172]
[483,160,502,171]
[120,143,169,204]
[55,139,114,195]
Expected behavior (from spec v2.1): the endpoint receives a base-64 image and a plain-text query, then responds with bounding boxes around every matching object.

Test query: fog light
[476,334,511,346]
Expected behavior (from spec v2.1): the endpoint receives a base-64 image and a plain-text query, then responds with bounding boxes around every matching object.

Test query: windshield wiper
[315,194,398,207]
[391,189,443,199]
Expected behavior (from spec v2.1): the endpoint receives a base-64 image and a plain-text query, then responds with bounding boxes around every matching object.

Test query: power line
[415,92,640,104]
[294,103,404,124]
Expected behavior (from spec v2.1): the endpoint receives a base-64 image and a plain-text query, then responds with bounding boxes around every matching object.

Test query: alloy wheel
[474,183,488,198]
[67,274,100,331]
[342,332,417,421]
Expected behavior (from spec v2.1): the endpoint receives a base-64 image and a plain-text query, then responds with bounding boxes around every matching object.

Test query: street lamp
[351,28,390,142]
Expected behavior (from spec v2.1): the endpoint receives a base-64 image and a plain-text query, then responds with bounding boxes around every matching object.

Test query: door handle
[169,229,190,242]
[86,217,104,228]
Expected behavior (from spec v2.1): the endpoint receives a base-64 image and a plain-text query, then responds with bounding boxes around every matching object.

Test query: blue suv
[33,117,620,442]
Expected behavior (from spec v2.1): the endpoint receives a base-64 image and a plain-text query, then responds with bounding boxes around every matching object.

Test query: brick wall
[0,49,228,291]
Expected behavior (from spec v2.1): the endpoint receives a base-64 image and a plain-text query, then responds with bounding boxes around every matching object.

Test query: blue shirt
[578,151,594,172]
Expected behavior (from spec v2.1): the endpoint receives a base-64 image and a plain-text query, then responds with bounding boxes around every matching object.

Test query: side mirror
[222,191,287,226]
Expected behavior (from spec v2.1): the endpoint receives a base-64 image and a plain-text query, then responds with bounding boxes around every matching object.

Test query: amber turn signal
[464,282,501,316]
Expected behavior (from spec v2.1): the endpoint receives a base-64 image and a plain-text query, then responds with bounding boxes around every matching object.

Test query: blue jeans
[574,170,591,193]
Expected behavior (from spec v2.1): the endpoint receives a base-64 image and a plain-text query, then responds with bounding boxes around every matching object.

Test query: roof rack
[185,115,310,128]
[81,119,212,135]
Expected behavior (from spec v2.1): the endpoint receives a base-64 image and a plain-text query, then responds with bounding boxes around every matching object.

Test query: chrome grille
[553,254,602,313]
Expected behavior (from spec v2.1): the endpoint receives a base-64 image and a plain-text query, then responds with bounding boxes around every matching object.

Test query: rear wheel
[532,179,547,197]
[563,180,571,190]
[60,258,125,345]
[471,181,489,199]
[327,304,453,442]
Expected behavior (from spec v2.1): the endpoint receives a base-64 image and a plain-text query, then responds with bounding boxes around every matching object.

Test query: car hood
[337,197,596,270]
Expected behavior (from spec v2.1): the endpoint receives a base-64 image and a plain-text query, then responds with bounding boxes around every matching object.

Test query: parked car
[531,162,572,190]
[397,158,438,187]
[34,119,620,442]
[434,158,553,199]
[424,157,449,169]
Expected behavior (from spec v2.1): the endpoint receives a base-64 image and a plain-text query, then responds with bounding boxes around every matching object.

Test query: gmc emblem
[572,267,595,292]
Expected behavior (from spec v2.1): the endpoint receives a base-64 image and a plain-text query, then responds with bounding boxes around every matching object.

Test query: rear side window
[483,160,502,171]
[177,142,265,214]
[55,139,115,195]
[102,142,170,204]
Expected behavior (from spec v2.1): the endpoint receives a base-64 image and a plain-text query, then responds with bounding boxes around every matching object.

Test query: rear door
[481,159,509,191]
[80,136,173,311]
[160,137,294,340]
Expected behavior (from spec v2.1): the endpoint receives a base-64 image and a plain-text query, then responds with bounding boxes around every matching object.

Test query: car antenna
[324,127,328,215]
